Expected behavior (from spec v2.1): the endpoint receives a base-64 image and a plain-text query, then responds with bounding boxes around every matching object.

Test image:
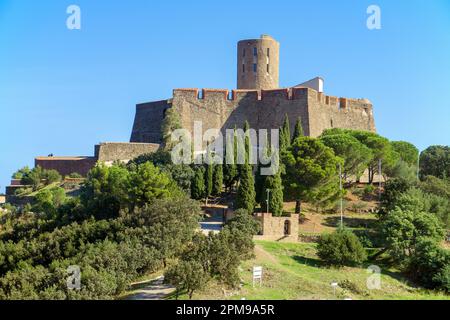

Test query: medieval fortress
[9,35,376,186]
[131,34,375,145]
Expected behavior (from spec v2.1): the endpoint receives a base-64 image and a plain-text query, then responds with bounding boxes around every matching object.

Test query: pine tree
[292,116,304,142]
[212,163,223,196]
[191,166,205,200]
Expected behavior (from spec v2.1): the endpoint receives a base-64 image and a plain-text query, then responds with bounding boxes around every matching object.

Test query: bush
[419,175,450,199]
[350,201,368,213]
[363,184,375,196]
[378,177,411,216]
[317,228,367,266]
[351,187,365,198]
[42,170,62,185]
[380,207,445,263]
[407,238,450,291]
[165,260,209,300]
[68,173,83,179]
[434,264,450,293]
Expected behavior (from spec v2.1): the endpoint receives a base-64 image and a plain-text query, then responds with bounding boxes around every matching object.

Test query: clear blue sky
[1,0,450,192]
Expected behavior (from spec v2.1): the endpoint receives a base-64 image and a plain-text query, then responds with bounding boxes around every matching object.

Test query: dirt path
[254,244,279,265]
[124,276,175,300]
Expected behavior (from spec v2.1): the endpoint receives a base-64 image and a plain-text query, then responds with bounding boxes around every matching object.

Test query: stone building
[130,35,376,145]
[254,213,299,242]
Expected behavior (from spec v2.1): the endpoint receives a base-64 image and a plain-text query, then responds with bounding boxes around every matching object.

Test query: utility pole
[339,163,343,228]
[266,189,271,214]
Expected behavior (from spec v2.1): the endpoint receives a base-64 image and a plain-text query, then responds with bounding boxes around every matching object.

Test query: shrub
[434,264,450,293]
[363,184,375,196]
[380,207,445,263]
[165,260,209,300]
[378,177,411,216]
[68,172,83,179]
[350,201,368,213]
[407,238,450,291]
[351,187,364,198]
[42,170,62,185]
[317,228,367,266]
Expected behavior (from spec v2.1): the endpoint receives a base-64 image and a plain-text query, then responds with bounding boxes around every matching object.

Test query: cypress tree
[236,163,256,214]
[238,121,253,179]
[244,120,252,163]
[161,107,182,151]
[212,163,223,196]
[236,121,256,213]
[292,116,304,142]
[255,162,266,206]
[261,171,284,216]
[255,131,269,205]
[204,150,213,203]
[279,124,287,153]
[191,166,205,200]
[282,114,291,148]
[224,128,238,192]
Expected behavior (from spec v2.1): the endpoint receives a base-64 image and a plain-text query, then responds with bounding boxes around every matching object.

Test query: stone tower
[237,34,280,90]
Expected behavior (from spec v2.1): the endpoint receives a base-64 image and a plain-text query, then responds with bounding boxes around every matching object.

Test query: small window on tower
[267,48,270,57]
[253,47,257,56]
[267,64,269,73]
[253,63,257,72]
[242,64,245,73]
[243,49,246,57]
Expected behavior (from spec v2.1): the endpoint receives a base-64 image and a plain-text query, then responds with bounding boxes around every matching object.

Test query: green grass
[182,241,449,300]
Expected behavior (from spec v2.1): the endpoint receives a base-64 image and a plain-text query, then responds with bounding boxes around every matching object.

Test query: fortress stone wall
[34,142,160,177]
[130,87,375,144]
[95,142,160,164]
[35,156,97,177]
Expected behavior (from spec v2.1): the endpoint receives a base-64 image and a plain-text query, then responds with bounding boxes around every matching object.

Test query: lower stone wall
[35,157,97,177]
[95,142,160,164]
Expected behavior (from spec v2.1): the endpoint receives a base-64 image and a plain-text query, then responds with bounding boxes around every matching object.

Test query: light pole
[266,189,271,214]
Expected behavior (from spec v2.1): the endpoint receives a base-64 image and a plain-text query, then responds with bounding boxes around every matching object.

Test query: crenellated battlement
[172,87,373,112]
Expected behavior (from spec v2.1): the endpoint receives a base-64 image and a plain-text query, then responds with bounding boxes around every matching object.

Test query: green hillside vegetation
[173,241,449,300]
[1,124,449,300]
